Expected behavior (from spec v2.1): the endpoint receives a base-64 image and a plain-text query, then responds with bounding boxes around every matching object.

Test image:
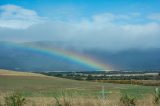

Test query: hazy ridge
[0,41,160,72]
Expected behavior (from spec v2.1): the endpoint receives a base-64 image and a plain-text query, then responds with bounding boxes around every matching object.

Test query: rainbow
[5,42,112,71]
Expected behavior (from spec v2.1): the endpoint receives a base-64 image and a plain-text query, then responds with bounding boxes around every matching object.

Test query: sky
[0,0,160,51]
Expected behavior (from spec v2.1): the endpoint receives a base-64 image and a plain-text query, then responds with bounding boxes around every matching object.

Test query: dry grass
[0,90,159,106]
[0,94,158,106]
[0,69,45,77]
[0,91,159,106]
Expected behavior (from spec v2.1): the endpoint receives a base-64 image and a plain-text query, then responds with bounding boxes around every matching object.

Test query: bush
[54,91,73,106]
[120,93,136,106]
[153,88,160,104]
[54,96,62,106]
[4,92,26,106]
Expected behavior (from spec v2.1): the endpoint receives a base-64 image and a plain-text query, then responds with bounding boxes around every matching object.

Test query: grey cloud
[0,11,160,51]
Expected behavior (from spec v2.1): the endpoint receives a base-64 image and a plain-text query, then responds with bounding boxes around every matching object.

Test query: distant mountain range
[0,41,160,72]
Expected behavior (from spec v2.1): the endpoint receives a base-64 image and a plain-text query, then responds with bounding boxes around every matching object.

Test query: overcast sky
[0,0,160,51]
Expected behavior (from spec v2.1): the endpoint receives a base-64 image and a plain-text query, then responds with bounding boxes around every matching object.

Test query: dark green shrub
[54,96,62,106]
[4,92,26,106]
[153,88,160,104]
[120,93,136,106]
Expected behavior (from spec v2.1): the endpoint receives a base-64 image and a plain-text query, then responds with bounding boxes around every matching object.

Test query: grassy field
[0,69,159,106]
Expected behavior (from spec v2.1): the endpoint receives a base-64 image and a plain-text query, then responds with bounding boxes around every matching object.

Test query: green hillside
[0,69,157,98]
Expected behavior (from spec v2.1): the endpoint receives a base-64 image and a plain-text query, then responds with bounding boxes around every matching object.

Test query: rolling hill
[0,69,159,106]
[0,69,156,97]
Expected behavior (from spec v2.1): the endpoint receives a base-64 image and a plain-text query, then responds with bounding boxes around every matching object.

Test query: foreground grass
[0,91,159,106]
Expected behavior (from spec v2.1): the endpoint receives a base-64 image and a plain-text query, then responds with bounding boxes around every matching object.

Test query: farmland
[0,69,159,106]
